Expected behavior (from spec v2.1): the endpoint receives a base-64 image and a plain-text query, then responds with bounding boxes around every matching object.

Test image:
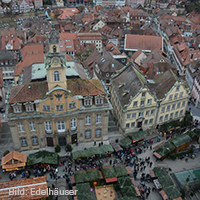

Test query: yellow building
[8,27,112,151]
[110,64,189,134]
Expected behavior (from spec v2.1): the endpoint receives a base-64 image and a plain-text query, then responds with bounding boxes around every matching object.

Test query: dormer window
[69,101,76,109]
[26,104,34,112]
[84,98,92,106]
[54,71,60,81]
[96,98,103,105]
[13,106,22,113]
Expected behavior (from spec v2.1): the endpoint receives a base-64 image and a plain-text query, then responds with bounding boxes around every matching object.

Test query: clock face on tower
[52,57,60,65]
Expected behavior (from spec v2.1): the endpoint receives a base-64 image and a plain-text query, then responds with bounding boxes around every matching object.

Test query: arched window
[54,71,60,81]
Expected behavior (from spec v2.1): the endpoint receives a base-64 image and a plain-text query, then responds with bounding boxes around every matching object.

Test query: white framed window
[142,92,146,98]
[172,104,176,110]
[174,93,178,99]
[169,95,173,101]
[84,99,92,106]
[13,106,22,113]
[149,118,153,124]
[175,111,179,118]
[126,123,130,128]
[42,105,50,111]
[57,121,65,132]
[170,113,174,120]
[139,112,144,118]
[20,137,27,147]
[146,110,150,117]
[32,136,38,146]
[159,116,163,122]
[18,123,24,132]
[26,104,34,112]
[96,98,103,105]
[179,110,184,116]
[131,122,135,127]
[56,105,64,111]
[54,71,60,81]
[96,114,102,124]
[161,107,165,114]
[95,128,102,138]
[167,105,171,112]
[127,114,131,120]
[140,100,145,107]
[177,102,181,109]
[132,113,136,119]
[176,85,180,92]
[147,99,152,105]
[151,110,155,115]
[133,101,138,107]
[182,101,186,107]
[44,121,52,133]
[165,114,168,121]
[85,129,91,139]
[70,118,77,131]
[69,101,76,109]
[144,120,148,125]
[29,121,36,132]
[86,115,91,125]
[179,92,183,98]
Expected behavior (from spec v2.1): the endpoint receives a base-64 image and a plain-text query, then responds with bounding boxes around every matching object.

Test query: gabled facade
[110,64,189,133]
[8,27,112,151]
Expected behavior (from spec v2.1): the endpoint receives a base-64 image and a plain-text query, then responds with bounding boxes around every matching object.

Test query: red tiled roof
[59,32,77,52]
[125,34,163,52]
[105,177,118,183]
[105,42,121,55]
[9,82,48,104]
[77,33,102,40]
[58,8,79,19]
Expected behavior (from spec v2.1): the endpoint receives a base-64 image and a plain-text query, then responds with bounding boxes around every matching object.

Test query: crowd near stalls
[70,164,140,200]
[150,167,182,200]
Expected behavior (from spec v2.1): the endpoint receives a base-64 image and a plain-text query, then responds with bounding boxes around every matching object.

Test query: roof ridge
[9,84,25,103]
[88,79,105,94]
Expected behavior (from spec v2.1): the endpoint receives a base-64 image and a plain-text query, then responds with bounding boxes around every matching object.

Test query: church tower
[45,24,67,91]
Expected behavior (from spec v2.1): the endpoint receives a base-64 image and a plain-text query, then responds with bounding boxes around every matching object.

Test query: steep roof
[9,81,48,103]
[125,34,163,52]
[67,79,105,97]
[0,50,15,60]
[112,65,145,106]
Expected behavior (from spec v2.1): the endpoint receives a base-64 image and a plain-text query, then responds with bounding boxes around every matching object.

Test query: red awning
[105,177,118,183]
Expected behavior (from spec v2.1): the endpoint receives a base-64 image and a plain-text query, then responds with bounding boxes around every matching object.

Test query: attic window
[122,90,129,97]
[119,83,125,88]
[112,64,115,68]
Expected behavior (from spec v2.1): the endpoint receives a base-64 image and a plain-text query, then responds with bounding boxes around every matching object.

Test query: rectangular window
[167,105,171,112]
[180,110,184,116]
[70,118,77,131]
[131,122,135,127]
[42,105,50,111]
[20,137,27,147]
[85,130,91,139]
[174,93,178,99]
[139,112,144,118]
[57,121,65,132]
[56,105,64,111]
[13,106,22,113]
[84,99,92,106]
[177,102,181,109]
[32,136,38,146]
[159,116,163,122]
[96,98,103,105]
[95,129,102,138]
[169,95,173,100]
[126,123,130,129]
[44,121,52,133]
[18,123,24,132]
[26,105,34,112]
[165,114,168,121]
[144,120,148,125]
[146,110,150,117]
[132,113,136,119]
[170,113,174,120]
[161,107,165,114]
[149,118,153,124]
[127,114,131,120]
[179,92,183,98]
[86,115,91,125]
[29,122,36,132]
[96,114,102,124]
[140,100,145,107]
[151,109,155,115]
[133,101,138,107]
[69,102,76,109]
[147,99,152,105]
[182,101,186,107]
[175,111,178,118]
[172,104,176,110]
[176,85,180,92]
[142,92,146,97]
